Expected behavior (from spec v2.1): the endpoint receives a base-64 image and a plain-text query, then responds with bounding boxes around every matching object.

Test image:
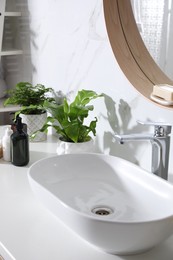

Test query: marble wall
[6,0,173,175]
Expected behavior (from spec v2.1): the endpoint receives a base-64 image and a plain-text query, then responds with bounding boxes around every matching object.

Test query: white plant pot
[56,138,95,155]
[20,112,47,142]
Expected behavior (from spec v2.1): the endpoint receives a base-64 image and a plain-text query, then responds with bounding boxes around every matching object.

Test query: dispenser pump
[16,116,23,130]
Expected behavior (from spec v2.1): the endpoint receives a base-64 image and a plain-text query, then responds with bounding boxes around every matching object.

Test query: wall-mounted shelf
[0,0,23,60]
[4,11,22,17]
[0,97,19,125]
[0,97,19,112]
[0,49,23,56]
[0,1,30,124]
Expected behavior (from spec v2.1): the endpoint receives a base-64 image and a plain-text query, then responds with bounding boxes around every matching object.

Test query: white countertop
[0,134,173,260]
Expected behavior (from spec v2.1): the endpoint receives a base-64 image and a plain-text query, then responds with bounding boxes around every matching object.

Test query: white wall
[28,0,173,177]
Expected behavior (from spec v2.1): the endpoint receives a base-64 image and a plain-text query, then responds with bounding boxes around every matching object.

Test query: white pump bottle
[2,126,13,162]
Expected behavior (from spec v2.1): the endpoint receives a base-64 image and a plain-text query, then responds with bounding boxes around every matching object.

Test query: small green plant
[39,89,103,143]
[4,82,54,115]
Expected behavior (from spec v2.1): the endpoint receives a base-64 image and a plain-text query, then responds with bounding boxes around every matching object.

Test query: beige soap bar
[153,84,173,101]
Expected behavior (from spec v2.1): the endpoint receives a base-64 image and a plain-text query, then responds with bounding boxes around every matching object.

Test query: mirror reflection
[131,0,173,80]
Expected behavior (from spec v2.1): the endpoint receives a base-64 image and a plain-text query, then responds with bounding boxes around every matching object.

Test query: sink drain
[91,206,114,216]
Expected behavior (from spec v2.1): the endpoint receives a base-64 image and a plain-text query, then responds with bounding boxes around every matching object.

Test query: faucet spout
[114,121,172,180]
[115,133,153,144]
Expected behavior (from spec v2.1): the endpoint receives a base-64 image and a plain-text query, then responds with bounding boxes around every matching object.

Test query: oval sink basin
[28,153,173,255]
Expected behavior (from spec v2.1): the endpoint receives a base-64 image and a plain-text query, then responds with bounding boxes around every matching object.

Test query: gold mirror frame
[103,0,173,109]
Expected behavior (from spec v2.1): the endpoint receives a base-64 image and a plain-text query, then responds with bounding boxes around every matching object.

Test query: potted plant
[4,82,54,141]
[38,89,103,154]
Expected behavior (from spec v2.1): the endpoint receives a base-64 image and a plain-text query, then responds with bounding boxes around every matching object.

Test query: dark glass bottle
[10,117,29,166]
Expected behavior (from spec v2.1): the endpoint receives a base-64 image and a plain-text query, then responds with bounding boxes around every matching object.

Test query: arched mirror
[103,0,173,109]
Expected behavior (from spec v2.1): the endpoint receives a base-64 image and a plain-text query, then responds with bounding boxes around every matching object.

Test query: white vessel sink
[28,153,173,255]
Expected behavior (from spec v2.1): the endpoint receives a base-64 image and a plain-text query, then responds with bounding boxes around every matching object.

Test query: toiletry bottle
[10,117,29,166]
[2,126,13,162]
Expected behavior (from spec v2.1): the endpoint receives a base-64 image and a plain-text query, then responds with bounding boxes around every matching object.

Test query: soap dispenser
[2,126,13,161]
[10,117,29,166]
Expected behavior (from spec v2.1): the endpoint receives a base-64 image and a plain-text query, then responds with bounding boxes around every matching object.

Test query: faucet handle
[137,120,172,136]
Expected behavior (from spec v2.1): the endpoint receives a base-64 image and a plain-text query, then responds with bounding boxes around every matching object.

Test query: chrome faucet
[114,121,172,180]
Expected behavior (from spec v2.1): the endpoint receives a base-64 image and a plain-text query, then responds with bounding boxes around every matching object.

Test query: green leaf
[37,89,103,142]
[89,117,98,136]
[72,90,102,106]
[63,98,69,114]
[4,82,54,114]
